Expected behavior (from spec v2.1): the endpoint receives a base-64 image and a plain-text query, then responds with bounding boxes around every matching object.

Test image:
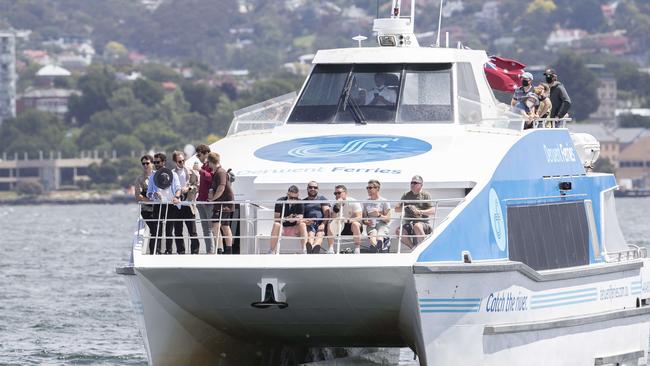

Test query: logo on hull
[255,135,432,164]
[489,188,506,251]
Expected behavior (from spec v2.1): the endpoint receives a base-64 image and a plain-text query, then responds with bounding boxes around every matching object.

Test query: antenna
[352,35,367,47]
[435,0,443,47]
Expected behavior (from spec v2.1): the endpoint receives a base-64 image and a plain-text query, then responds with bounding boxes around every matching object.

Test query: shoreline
[0,192,132,206]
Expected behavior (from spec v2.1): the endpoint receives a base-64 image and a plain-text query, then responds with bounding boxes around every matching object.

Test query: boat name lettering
[235,166,401,176]
[599,286,628,300]
[543,144,576,164]
[485,292,528,312]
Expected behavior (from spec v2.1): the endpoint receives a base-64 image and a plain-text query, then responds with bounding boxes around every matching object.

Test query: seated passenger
[269,185,308,254]
[362,179,391,253]
[327,184,362,254]
[395,175,436,249]
[302,181,330,254]
[365,73,397,106]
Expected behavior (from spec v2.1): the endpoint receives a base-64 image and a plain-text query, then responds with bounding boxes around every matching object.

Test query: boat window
[507,201,590,271]
[288,64,350,123]
[397,64,452,123]
[457,62,483,124]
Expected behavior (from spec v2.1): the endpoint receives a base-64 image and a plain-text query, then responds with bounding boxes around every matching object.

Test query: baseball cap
[411,175,423,184]
[521,72,533,80]
[544,68,557,76]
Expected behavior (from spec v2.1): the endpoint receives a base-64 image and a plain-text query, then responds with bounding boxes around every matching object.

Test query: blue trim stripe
[531,288,597,299]
[418,298,481,314]
[530,297,598,309]
[531,292,598,305]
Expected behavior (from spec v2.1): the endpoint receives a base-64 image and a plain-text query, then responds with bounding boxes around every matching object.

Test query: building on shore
[0,154,102,192]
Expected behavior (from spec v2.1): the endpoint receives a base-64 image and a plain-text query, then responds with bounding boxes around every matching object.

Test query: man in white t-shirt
[362,179,391,253]
[365,73,397,106]
[327,184,362,254]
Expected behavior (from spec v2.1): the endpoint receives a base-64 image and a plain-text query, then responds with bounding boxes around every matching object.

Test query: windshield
[288,63,453,124]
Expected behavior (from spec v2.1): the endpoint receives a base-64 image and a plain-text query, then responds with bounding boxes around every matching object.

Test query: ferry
[117,1,650,365]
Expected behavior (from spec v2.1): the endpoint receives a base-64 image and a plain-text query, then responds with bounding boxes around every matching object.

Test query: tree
[181,82,220,116]
[551,52,600,121]
[66,65,118,126]
[113,135,145,157]
[0,110,66,156]
[15,181,44,197]
[132,78,164,107]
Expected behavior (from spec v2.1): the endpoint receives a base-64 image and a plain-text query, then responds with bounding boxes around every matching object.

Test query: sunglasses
[307,186,318,189]
[176,160,184,164]
[333,191,343,196]
[153,161,162,164]
[366,186,378,190]
[288,195,299,199]
[411,181,421,185]
[141,162,150,166]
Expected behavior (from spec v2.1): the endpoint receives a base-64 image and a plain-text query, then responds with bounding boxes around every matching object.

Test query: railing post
[397,201,404,254]
[276,203,285,254]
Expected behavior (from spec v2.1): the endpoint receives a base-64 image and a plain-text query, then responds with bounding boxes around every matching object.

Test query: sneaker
[267,248,276,254]
[306,242,313,254]
[217,248,224,255]
[311,244,321,254]
[354,247,361,254]
[224,246,232,254]
[327,247,335,254]
[368,245,378,253]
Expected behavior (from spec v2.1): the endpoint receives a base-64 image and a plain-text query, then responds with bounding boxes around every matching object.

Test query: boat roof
[312,46,489,65]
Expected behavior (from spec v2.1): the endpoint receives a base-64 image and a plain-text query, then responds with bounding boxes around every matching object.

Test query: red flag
[484,56,526,93]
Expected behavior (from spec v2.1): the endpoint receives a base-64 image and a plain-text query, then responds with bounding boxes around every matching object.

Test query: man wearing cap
[268,185,308,254]
[511,72,535,108]
[395,175,436,249]
[544,68,571,119]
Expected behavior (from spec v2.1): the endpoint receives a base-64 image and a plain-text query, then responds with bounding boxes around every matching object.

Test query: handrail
[134,198,464,255]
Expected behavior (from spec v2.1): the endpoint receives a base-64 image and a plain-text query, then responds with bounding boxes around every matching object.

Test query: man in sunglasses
[134,154,158,254]
[193,144,215,254]
[395,175,435,249]
[146,153,182,254]
[302,181,330,254]
[327,184,362,254]
[269,185,308,254]
[362,179,391,253]
[171,151,200,254]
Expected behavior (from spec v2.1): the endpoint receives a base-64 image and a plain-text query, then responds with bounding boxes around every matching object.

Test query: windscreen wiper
[340,76,366,125]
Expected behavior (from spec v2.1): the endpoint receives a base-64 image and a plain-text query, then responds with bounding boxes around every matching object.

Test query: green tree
[66,65,117,126]
[551,52,600,121]
[113,135,145,157]
[132,78,164,107]
[181,82,220,116]
[0,110,66,156]
[139,63,181,83]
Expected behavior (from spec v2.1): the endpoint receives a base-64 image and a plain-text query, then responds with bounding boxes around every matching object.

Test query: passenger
[511,72,535,108]
[302,181,330,254]
[366,73,397,106]
[544,68,572,119]
[362,179,391,253]
[134,154,158,254]
[207,152,235,254]
[146,153,182,254]
[269,185,308,254]
[534,84,552,119]
[327,184,362,254]
[514,92,539,129]
[394,175,436,249]
[172,151,200,254]
[194,144,214,254]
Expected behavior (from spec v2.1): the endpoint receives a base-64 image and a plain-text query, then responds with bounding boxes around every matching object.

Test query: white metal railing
[474,116,571,131]
[603,245,648,263]
[135,198,464,255]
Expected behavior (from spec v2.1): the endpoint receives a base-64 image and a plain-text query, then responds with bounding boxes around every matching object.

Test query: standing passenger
[302,181,330,254]
[194,144,214,254]
[207,152,235,254]
[134,154,158,254]
[544,68,572,119]
[362,179,391,253]
[172,151,200,254]
[147,153,182,254]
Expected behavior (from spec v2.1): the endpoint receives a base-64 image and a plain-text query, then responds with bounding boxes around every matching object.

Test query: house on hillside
[546,28,588,50]
[16,88,80,118]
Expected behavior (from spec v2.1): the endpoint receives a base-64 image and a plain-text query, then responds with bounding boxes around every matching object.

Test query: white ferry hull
[413,260,650,366]
[121,259,650,366]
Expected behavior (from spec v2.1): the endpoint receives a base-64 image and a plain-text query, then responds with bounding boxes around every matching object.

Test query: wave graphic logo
[255,135,432,164]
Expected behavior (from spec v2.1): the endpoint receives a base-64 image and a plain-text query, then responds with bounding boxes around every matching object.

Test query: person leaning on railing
[394,175,436,249]
[172,151,200,255]
[134,154,158,254]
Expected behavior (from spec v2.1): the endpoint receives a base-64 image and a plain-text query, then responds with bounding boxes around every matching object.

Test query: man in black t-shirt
[269,185,308,254]
[302,181,330,254]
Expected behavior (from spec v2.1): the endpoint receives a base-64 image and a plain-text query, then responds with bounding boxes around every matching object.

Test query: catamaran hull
[121,259,650,366]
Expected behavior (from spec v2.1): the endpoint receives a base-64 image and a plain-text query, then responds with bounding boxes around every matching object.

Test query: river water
[1,198,648,365]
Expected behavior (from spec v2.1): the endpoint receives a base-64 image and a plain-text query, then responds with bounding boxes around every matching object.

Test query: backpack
[226,168,235,183]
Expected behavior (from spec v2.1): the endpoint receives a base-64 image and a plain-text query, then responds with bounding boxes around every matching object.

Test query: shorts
[306,221,325,233]
[282,225,300,237]
[402,221,432,235]
[366,222,389,237]
[212,210,233,227]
